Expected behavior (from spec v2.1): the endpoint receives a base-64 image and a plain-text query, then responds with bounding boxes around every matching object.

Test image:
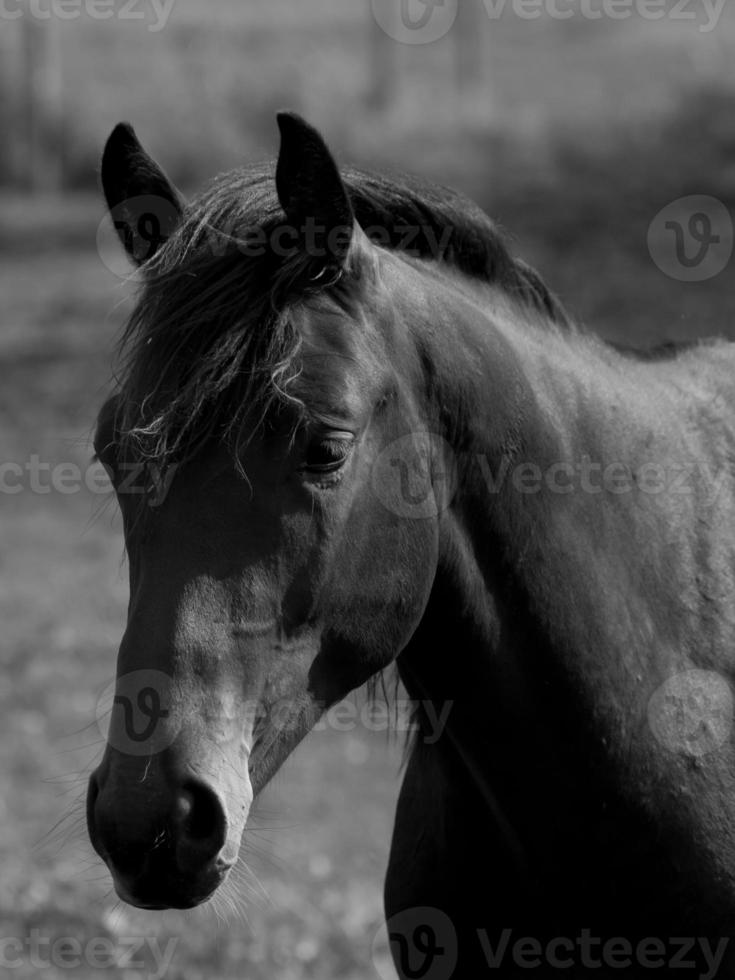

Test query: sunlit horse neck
[88,113,735,976]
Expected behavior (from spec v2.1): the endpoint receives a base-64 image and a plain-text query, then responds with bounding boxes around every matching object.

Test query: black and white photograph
[2,1,735,977]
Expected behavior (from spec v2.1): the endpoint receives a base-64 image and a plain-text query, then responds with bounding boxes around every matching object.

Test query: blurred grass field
[3,2,735,977]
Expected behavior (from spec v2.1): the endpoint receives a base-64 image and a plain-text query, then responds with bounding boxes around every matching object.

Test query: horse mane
[611,339,703,362]
[111,163,572,467]
[344,168,572,326]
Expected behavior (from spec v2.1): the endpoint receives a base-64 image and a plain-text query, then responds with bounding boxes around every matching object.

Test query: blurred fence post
[0,22,16,184]
[368,5,398,110]
[455,0,485,99]
[20,17,64,193]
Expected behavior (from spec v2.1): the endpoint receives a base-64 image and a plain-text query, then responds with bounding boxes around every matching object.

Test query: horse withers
[87,113,735,977]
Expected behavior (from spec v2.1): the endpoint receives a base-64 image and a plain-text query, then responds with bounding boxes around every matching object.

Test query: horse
[86,112,735,978]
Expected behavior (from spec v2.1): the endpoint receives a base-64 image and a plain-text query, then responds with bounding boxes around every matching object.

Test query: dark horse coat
[87,113,735,978]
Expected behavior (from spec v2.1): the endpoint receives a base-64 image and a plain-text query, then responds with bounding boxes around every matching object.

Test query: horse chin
[112,860,231,911]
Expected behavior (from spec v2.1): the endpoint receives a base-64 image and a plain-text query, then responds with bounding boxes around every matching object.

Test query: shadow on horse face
[87,115,444,909]
[87,426,438,908]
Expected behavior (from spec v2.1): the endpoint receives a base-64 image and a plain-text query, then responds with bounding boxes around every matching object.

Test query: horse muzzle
[86,763,239,909]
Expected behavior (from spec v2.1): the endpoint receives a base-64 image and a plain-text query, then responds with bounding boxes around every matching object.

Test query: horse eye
[304,436,353,473]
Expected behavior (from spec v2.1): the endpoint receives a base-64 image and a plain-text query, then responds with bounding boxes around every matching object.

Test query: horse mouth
[97,835,234,911]
[116,888,214,911]
[112,862,230,910]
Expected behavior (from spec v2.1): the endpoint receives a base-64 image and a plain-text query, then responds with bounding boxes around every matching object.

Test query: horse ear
[101,122,183,266]
[275,112,355,271]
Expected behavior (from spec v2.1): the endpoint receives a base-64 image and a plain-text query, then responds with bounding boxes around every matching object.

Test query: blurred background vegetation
[2,1,735,977]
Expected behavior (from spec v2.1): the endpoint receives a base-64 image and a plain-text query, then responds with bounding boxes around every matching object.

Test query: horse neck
[397,264,637,786]
[392,265,735,917]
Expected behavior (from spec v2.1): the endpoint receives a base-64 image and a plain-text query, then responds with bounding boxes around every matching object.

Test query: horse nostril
[172,781,227,855]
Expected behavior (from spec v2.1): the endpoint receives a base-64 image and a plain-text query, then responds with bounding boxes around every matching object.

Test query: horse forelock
[111,162,571,469]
